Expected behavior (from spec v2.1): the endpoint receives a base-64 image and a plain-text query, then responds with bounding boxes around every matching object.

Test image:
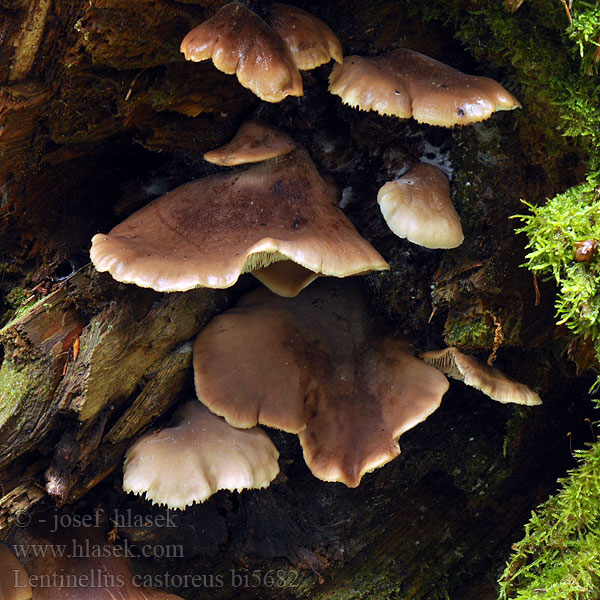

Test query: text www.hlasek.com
[10,538,183,560]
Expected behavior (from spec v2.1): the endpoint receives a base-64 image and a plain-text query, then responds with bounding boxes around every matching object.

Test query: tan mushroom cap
[0,544,32,600]
[203,121,296,166]
[329,48,521,126]
[180,2,302,103]
[420,347,542,405]
[8,521,183,599]
[123,401,280,508]
[90,148,388,296]
[377,162,464,249]
[268,3,343,70]
[193,279,449,487]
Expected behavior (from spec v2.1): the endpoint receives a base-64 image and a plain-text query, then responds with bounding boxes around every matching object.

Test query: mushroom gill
[420,347,542,405]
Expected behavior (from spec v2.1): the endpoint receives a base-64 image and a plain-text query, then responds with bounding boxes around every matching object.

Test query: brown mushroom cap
[8,520,183,599]
[90,148,388,296]
[0,544,32,600]
[377,162,464,249]
[123,401,280,508]
[329,48,521,126]
[203,121,297,166]
[267,3,343,70]
[193,279,449,487]
[420,347,542,405]
[180,2,303,103]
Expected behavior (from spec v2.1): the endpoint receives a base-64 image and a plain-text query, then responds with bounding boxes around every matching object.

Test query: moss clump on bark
[515,177,600,383]
[499,429,600,599]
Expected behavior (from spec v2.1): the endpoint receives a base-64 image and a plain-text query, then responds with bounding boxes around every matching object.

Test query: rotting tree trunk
[0,1,597,599]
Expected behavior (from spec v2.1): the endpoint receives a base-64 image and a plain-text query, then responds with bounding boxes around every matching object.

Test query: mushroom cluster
[180,2,342,102]
[85,3,538,506]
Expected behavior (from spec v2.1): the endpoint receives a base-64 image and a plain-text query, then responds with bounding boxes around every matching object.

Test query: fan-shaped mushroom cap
[420,347,542,405]
[0,544,32,600]
[193,279,449,487]
[268,3,343,70]
[90,148,388,296]
[377,162,464,249]
[123,401,279,508]
[180,2,303,103]
[8,521,183,599]
[203,121,296,166]
[329,48,521,126]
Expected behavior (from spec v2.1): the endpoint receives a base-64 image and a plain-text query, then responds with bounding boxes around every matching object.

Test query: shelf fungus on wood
[123,401,280,509]
[180,3,343,103]
[90,148,388,297]
[377,162,464,249]
[203,120,297,166]
[420,347,542,405]
[193,278,449,488]
[329,48,521,127]
[180,2,303,103]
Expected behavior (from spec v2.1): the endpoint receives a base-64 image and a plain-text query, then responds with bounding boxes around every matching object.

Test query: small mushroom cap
[377,162,464,249]
[194,279,449,487]
[0,544,32,600]
[420,347,542,406]
[8,521,183,599]
[203,121,296,166]
[123,401,280,508]
[180,2,303,103]
[329,48,521,126]
[90,148,388,296]
[268,3,343,70]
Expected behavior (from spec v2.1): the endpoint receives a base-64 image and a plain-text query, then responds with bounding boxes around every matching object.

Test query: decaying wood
[0,266,223,526]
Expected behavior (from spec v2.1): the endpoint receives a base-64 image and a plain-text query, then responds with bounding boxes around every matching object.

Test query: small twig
[488,313,505,366]
[533,273,541,306]
[560,0,573,24]
[125,68,147,102]
[585,417,595,440]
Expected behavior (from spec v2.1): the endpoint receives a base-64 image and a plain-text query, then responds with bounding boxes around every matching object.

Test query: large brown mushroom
[193,278,449,487]
[90,148,388,297]
[123,401,280,508]
[180,2,303,103]
[377,162,464,249]
[329,48,521,126]
[420,347,542,405]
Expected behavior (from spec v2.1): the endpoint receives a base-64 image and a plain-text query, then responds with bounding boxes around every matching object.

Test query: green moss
[0,293,56,336]
[444,313,495,349]
[0,360,49,425]
[514,177,600,380]
[499,433,600,599]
